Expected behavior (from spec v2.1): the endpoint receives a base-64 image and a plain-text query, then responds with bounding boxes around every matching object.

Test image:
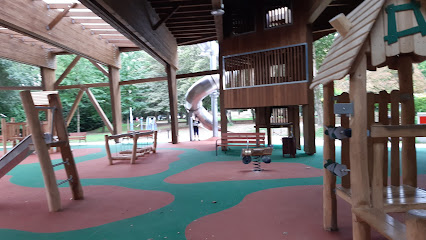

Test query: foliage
[415,95,426,113]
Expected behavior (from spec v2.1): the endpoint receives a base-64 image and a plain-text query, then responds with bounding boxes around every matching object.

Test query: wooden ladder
[20,91,83,212]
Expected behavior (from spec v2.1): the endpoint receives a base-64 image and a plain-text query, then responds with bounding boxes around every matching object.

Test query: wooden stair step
[353,208,406,240]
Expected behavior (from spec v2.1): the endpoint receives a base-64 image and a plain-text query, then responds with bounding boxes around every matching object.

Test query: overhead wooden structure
[311,0,426,239]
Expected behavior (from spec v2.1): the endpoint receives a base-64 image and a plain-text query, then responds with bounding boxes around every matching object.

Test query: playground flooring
[0,138,425,240]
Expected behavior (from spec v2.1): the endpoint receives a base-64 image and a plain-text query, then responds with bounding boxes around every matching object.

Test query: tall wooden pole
[349,52,371,240]
[219,48,228,148]
[303,25,316,155]
[20,91,61,212]
[166,63,179,144]
[398,56,417,187]
[323,82,337,231]
[109,66,122,135]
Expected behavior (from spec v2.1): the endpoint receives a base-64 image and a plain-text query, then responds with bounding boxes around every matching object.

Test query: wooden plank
[372,140,386,210]
[370,5,387,67]
[79,0,178,67]
[20,91,61,212]
[48,94,84,200]
[353,208,407,240]
[56,82,110,89]
[349,52,371,239]
[0,86,43,90]
[0,33,56,69]
[398,56,417,187]
[323,82,337,231]
[371,124,426,138]
[367,92,376,184]
[330,13,352,37]
[397,0,415,54]
[65,89,85,127]
[84,88,114,134]
[336,186,352,204]
[0,0,120,68]
[54,56,81,88]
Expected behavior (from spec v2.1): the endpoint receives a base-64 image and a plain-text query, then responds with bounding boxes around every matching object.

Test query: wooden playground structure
[104,130,158,165]
[312,0,426,239]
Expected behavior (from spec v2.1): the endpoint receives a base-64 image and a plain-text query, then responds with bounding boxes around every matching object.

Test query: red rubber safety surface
[0,175,174,233]
[55,149,184,179]
[165,162,323,184]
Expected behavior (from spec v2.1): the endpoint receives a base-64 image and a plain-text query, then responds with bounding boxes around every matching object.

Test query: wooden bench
[68,132,87,142]
[216,132,265,156]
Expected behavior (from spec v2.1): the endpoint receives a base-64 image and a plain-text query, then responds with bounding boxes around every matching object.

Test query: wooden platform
[337,185,426,213]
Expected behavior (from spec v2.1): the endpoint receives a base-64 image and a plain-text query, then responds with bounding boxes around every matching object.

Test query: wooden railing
[223,43,307,89]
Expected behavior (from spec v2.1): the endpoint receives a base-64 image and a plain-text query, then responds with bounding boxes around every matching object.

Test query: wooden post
[166,63,179,144]
[48,94,84,200]
[109,66,122,135]
[153,131,157,153]
[292,106,301,150]
[303,27,316,155]
[266,107,272,146]
[41,67,56,91]
[338,93,351,189]
[390,90,400,186]
[130,134,138,164]
[367,92,375,185]
[323,82,337,231]
[349,52,371,240]
[378,91,389,186]
[406,210,426,240]
[104,135,113,165]
[2,118,7,154]
[398,56,416,187]
[20,91,61,212]
[219,49,228,150]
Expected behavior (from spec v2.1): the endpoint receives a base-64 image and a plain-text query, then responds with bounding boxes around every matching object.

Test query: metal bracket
[334,103,354,115]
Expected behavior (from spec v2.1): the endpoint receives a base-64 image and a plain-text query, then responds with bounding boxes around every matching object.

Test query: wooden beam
[166,64,179,144]
[308,0,333,24]
[41,67,56,90]
[54,56,81,88]
[119,69,219,85]
[84,88,114,134]
[0,33,56,69]
[66,89,85,127]
[178,36,216,46]
[56,82,109,90]
[0,86,43,90]
[0,0,120,68]
[89,59,109,76]
[46,3,77,30]
[79,0,178,67]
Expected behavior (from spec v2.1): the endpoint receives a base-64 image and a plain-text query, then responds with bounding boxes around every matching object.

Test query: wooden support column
[338,93,351,189]
[219,49,228,149]
[378,91,389,186]
[20,91,61,212]
[41,67,56,91]
[266,107,272,146]
[398,56,417,187]
[349,53,371,240]
[323,82,337,231]
[291,106,301,149]
[367,92,375,185]
[303,27,316,155]
[109,66,122,135]
[166,64,178,144]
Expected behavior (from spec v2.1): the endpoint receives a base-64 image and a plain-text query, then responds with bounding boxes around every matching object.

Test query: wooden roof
[147,0,218,46]
[310,0,385,89]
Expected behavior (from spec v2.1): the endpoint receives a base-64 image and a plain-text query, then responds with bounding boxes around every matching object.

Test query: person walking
[193,117,201,141]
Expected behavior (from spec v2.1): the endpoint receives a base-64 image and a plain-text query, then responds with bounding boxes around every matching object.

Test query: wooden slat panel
[371,124,426,138]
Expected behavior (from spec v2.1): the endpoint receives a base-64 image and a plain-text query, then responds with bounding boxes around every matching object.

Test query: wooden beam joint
[46,3,77,30]
[152,6,181,30]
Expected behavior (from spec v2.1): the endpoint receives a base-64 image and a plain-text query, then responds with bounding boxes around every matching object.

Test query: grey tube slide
[184,74,219,130]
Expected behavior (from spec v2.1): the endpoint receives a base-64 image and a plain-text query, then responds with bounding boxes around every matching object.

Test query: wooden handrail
[370,124,426,138]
